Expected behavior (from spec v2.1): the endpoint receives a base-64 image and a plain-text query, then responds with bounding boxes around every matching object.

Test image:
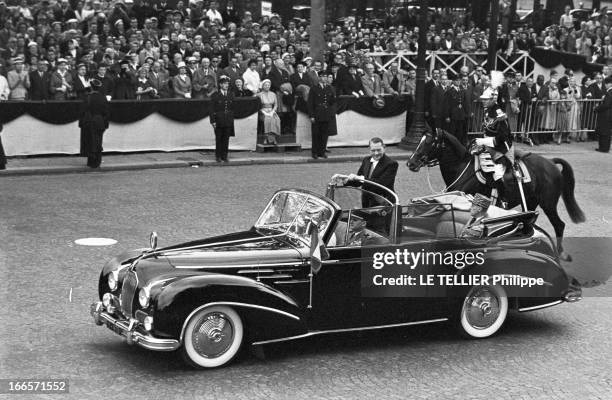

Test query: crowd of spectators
[0,0,610,115]
[542,5,612,63]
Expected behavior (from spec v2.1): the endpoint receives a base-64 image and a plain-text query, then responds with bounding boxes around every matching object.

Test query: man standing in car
[339,137,399,207]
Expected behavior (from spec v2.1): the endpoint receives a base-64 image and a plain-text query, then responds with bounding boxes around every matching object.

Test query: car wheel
[457,285,508,339]
[181,305,244,368]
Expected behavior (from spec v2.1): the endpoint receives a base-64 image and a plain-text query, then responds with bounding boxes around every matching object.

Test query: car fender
[152,274,307,342]
[448,248,570,305]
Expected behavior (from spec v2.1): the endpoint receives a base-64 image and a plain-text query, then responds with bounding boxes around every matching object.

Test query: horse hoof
[560,252,573,262]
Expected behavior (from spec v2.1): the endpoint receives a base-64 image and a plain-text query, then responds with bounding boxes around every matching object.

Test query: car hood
[141,229,306,272]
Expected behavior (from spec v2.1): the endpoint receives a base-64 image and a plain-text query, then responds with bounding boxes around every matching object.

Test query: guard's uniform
[210,88,235,162]
[476,107,513,181]
[307,82,336,158]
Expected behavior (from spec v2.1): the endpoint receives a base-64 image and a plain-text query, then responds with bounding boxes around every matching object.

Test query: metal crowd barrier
[467,98,603,144]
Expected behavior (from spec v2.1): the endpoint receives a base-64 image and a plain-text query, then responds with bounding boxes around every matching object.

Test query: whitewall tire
[182,305,244,368]
[458,285,508,339]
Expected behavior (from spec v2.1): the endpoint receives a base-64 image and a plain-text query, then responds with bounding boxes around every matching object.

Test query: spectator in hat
[79,78,109,168]
[290,61,312,100]
[339,62,364,97]
[185,56,198,79]
[8,57,30,100]
[29,60,51,100]
[209,75,234,162]
[49,58,73,100]
[172,61,192,98]
[135,67,157,99]
[242,59,261,95]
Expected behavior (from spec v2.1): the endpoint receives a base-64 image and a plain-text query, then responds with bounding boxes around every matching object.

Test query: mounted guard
[471,71,525,209]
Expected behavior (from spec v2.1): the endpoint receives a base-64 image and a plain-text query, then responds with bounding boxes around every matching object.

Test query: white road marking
[69,288,72,302]
[74,238,118,246]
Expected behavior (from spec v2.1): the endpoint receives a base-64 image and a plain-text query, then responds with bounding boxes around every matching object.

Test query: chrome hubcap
[464,288,500,330]
[192,312,235,358]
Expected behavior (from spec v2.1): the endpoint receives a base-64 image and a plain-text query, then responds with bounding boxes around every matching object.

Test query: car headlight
[108,270,119,291]
[138,287,150,308]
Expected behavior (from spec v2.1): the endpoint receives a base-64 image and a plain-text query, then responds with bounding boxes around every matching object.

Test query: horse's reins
[426,157,473,194]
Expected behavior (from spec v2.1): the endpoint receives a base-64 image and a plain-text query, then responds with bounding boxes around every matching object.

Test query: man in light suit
[381,62,406,95]
[361,63,385,97]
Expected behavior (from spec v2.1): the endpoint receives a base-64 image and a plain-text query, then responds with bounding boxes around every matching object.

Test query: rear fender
[447,249,570,307]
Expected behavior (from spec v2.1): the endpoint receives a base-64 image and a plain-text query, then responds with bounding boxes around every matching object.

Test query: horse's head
[407,129,444,172]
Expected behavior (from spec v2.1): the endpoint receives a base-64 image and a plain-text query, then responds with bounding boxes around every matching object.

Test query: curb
[0,146,595,177]
[0,153,416,177]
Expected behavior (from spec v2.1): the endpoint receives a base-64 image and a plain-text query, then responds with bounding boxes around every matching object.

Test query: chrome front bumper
[90,302,179,351]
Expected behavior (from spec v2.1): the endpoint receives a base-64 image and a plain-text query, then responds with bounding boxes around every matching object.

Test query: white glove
[475,137,495,147]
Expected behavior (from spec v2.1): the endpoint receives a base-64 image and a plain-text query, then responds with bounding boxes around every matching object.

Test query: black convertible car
[91,176,581,368]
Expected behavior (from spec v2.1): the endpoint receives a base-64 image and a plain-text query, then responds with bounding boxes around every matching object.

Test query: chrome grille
[120,271,138,317]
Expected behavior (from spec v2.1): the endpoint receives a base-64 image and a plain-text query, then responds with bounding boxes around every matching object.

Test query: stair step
[256,143,302,153]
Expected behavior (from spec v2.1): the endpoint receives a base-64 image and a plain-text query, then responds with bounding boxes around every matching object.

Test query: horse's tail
[552,158,586,223]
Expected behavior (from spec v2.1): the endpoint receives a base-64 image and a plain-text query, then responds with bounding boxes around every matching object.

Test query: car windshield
[255,191,335,244]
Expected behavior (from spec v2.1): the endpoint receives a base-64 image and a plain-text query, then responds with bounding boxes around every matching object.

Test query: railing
[467,98,603,143]
[367,51,536,80]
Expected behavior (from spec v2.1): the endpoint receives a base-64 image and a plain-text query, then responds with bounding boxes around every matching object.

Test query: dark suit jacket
[290,72,312,88]
[425,80,446,117]
[340,73,365,95]
[29,70,51,100]
[209,90,235,135]
[588,83,605,99]
[307,83,336,122]
[353,154,399,206]
[595,88,612,134]
[444,86,468,120]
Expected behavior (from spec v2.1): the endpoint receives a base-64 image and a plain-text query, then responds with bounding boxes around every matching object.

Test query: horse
[407,129,585,261]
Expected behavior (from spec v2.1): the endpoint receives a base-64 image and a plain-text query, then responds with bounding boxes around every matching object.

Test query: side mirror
[149,231,158,251]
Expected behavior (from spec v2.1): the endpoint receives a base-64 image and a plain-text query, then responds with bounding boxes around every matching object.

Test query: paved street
[0,147,611,400]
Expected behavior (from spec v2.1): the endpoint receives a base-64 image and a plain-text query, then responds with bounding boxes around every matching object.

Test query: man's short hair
[370,137,385,146]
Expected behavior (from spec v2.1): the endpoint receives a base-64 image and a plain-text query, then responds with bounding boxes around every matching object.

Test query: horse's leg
[541,202,571,262]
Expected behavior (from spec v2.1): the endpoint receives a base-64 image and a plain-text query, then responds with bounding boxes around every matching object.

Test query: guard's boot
[495,180,507,208]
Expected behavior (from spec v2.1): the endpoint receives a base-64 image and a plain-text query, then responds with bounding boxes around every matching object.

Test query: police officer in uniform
[210,75,235,162]
[79,79,110,168]
[474,102,513,204]
[307,70,337,159]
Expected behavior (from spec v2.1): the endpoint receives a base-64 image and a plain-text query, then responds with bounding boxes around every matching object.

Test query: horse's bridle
[411,130,445,169]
